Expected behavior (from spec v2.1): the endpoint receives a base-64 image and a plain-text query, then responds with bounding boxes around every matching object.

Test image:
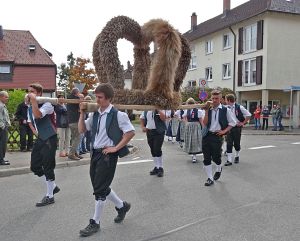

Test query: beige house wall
[266,12,300,89]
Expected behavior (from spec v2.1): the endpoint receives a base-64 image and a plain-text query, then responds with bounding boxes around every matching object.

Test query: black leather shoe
[213,168,222,181]
[53,186,60,195]
[79,219,100,237]
[0,160,10,165]
[149,167,158,175]
[114,201,131,223]
[157,167,164,177]
[36,196,54,207]
[204,178,214,186]
[234,157,239,163]
[224,161,232,166]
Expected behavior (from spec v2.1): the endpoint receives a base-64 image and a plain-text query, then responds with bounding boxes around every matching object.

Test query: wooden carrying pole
[36,97,211,112]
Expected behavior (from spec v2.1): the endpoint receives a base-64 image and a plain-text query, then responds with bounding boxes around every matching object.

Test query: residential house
[0,26,56,96]
[184,0,300,128]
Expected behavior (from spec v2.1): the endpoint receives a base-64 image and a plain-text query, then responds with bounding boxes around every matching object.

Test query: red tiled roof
[0,29,55,65]
[184,0,300,41]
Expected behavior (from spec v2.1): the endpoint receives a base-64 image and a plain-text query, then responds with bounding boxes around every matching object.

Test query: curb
[0,146,138,178]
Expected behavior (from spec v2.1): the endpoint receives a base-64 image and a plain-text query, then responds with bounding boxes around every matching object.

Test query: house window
[188,45,197,70]
[188,80,197,87]
[244,58,256,85]
[244,24,257,52]
[205,40,213,54]
[205,67,213,81]
[222,63,231,79]
[0,65,11,74]
[223,34,231,49]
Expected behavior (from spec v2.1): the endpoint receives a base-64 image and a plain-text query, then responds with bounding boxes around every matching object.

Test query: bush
[6,89,26,118]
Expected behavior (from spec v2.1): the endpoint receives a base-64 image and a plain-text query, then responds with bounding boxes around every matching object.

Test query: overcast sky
[2,0,248,67]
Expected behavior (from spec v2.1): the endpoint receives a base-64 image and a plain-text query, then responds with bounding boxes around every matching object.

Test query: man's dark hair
[95,83,114,100]
[71,88,80,95]
[29,83,43,94]
[225,93,236,102]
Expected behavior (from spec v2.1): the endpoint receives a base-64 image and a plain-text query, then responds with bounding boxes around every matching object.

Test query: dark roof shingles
[0,30,55,65]
[184,0,300,41]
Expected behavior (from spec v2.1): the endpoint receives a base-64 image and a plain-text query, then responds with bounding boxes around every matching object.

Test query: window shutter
[238,60,243,86]
[257,20,264,50]
[256,56,263,85]
[238,28,243,54]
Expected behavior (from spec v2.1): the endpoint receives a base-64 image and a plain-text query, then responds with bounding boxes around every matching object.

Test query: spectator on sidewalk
[253,106,261,130]
[271,105,277,130]
[27,83,60,206]
[15,94,33,152]
[275,105,284,131]
[67,88,82,160]
[0,91,11,165]
[54,94,70,157]
[261,105,270,130]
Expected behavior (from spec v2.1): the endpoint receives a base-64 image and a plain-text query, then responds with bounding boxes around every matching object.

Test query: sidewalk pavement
[1,125,299,178]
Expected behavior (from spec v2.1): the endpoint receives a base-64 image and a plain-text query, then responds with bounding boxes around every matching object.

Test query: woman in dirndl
[165,110,179,143]
[183,98,205,163]
[175,109,185,148]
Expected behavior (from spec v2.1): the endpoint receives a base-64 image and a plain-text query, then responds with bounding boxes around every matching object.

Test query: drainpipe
[229,26,236,94]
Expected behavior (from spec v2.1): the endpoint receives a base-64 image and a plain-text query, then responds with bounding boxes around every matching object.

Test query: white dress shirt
[208,104,236,132]
[227,103,251,124]
[85,104,135,149]
[140,110,166,130]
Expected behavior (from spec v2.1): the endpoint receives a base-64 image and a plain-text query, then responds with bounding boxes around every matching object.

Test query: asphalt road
[0,132,299,241]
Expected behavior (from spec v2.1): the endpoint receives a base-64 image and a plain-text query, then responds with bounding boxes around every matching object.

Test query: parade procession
[1,1,300,240]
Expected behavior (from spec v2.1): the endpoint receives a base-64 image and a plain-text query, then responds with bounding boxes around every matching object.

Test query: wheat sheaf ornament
[93,16,191,110]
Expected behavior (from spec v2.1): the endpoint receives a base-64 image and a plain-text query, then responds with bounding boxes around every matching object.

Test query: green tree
[6,89,27,118]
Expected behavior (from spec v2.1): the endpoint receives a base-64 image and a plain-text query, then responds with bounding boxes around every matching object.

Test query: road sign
[199,79,206,88]
[199,90,208,101]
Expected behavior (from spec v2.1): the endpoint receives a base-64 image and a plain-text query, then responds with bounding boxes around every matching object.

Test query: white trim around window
[222,63,231,79]
[205,67,213,81]
[188,45,197,70]
[187,80,197,87]
[223,34,231,50]
[244,23,257,53]
[243,58,256,86]
[0,64,11,74]
[205,40,213,54]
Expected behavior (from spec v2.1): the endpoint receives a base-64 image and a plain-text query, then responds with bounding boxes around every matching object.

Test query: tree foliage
[57,52,98,95]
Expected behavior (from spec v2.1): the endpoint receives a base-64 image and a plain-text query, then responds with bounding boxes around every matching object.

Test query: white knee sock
[216,164,222,172]
[93,199,106,224]
[227,153,233,163]
[46,181,55,198]
[106,189,123,209]
[157,156,163,168]
[204,165,213,180]
[153,157,158,168]
[235,151,240,158]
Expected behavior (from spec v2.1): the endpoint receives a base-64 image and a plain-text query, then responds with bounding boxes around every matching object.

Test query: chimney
[223,0,231,14]
[191,12,197,31]
[0,25,3,40]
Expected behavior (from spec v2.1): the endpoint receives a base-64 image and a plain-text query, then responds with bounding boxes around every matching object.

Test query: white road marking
[132,138,145,141]
[248,145,275,150]
[118,159,152,165]
[291,142,300,145]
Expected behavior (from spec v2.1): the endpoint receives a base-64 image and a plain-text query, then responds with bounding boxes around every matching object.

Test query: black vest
[144,110,166,134]
[207,106,228,131]
[234,103,245,122]
[187,108,199,122]
[28,105,56,141]
[91,107,129,158]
